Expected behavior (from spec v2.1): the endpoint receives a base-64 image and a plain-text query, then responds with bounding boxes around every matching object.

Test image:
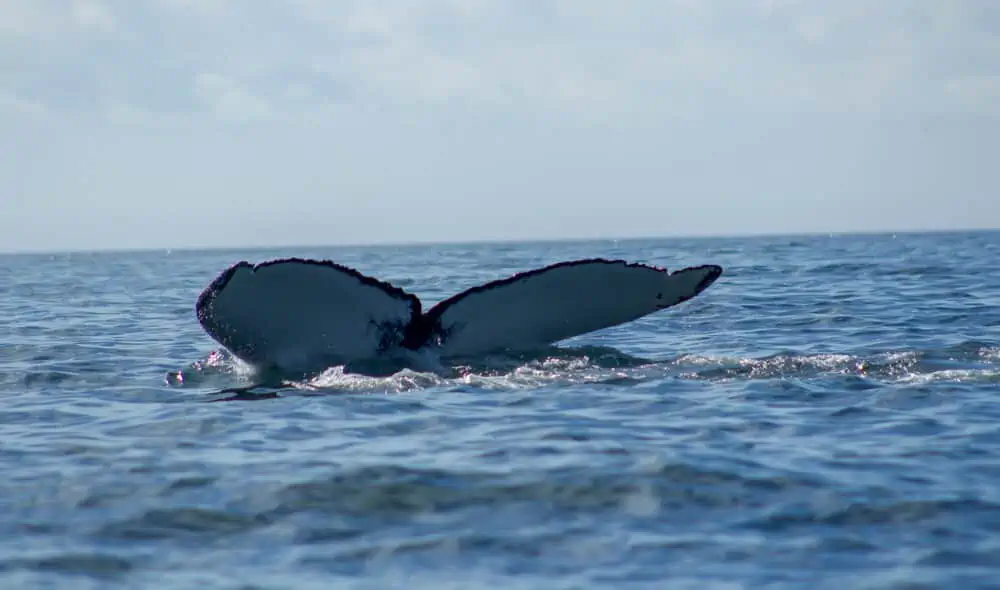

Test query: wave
[166,341,1000,401]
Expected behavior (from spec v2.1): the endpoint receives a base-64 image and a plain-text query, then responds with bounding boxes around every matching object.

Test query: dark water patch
[0,553,134,578]
[830,405,871,418]
[749,498,1000,531]
[161,476,217,494]
[917,548,1000,567]
[99,508,274,541]
[264,462,828,524]
[21,371,78,387]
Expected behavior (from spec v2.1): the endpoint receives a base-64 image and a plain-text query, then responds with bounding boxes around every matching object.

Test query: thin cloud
[0,1,997,252]
[3,1,996,119]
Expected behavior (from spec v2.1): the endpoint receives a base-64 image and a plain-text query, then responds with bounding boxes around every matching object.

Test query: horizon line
[2,226,997,257]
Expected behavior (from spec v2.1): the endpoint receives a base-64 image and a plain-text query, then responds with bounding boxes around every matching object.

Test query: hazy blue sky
[2,0,998,252]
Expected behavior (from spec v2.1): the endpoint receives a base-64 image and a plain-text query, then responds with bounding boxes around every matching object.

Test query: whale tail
[196,258,723,374]
[413,259,722,358]
[196,258,421,374]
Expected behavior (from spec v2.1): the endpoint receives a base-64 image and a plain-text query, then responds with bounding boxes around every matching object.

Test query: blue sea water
[2,231,1000,589]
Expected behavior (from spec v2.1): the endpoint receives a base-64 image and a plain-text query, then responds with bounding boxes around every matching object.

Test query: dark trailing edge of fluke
[196,257,422,326]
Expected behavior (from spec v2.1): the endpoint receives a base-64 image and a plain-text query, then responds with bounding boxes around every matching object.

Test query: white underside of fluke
[196,258,722,374]
[427,261,722,358]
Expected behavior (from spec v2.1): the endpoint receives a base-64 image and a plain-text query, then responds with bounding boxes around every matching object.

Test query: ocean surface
[3,231,1000,589]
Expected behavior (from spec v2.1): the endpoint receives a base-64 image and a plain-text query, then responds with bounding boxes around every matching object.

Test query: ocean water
[3,231,1000,589]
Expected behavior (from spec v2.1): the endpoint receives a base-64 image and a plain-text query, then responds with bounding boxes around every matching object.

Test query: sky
[1,0,998,253]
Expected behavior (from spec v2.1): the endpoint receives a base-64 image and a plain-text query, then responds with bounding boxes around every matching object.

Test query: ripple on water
[1,234,1000,587]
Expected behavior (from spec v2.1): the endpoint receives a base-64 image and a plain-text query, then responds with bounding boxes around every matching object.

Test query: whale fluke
[414,259,722,358]
[196,257,722,374]
[196,258,420,373]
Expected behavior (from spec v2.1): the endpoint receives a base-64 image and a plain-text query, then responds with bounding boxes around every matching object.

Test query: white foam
[303,366,448,393]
